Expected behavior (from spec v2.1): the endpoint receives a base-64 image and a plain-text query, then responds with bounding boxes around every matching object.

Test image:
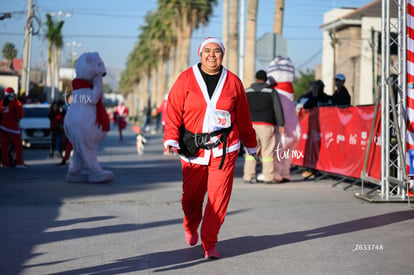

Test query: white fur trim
[164,139,180,149]
[192,64,228,133]
[198,37,225,56]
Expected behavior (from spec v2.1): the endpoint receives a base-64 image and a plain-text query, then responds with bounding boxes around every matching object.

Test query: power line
[296,48,323,70]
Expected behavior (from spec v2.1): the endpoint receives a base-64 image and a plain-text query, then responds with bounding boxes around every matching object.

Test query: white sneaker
[16,164,26,168]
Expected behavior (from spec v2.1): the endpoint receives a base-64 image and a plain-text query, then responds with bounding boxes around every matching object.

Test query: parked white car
[20,104,51,148]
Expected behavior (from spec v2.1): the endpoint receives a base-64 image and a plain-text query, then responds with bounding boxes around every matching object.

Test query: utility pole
[222,0,229,68]
[21,0,34,97]
[228,0,239,75]
[330,29,337,93]
[274,0,285,35]
[239,0,245,82]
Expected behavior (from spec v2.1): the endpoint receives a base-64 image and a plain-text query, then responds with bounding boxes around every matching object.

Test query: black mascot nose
[102,72,107,77]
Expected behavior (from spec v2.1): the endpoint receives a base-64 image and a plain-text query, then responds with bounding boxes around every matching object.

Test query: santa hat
[5,87,15,95]
[198,37,225,56]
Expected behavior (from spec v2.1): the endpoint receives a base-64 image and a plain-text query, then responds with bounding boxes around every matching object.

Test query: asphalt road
[1,126,413,275]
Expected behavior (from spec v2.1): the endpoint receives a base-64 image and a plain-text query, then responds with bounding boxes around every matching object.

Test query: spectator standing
[296,80,331,112]
[0,87,25,168]
[296,80,330,180]
[163,37,257,259]
[243,70,285,183]
[150,105,159,134]
[48,100,67,159]
[332,73,351,106]
[157,94,168,132]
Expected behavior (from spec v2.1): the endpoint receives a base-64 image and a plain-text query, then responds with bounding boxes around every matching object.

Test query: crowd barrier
[291,105,381,180]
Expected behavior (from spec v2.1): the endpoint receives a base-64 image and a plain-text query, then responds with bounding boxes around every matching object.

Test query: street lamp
[48,11,73,21]
[66,41,82,78]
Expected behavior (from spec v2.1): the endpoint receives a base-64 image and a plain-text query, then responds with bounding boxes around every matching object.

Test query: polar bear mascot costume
[64,52,114,183]
[266,56,301,182]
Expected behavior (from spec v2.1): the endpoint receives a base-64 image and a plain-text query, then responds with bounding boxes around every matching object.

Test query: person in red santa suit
[114,101,129,140]
[0,87,25,167]
[163,37,257,259]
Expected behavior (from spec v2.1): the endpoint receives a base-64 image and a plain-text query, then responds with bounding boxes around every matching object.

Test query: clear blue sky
[1,0,373,74]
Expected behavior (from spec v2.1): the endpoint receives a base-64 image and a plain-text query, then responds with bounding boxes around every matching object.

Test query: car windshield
[23,107,49,118]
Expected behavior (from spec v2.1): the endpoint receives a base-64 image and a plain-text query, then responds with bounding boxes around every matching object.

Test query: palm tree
[243,0,258,87]
[120,7,170,114]
[228,0,239,75]
[45,13,64,100]
[165,0,217,86]
[119,49,142,114]
[274,0,285,35]
[121,29,154,115]
[119,0,218,116]
[222,0,229,68]
[2,42,17,70]
[144,8,174,106]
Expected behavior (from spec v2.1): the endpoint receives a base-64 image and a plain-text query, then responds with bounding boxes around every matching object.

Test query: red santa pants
[1,131,24,166]
[117,119,126,139]
[181,151,238,251]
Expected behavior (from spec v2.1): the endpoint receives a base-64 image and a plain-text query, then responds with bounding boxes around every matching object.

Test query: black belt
[195,125,232,169]
[179,125,232,169]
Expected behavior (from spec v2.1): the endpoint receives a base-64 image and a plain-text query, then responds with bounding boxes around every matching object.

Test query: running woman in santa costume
[163,37,257,259]
[0,87,25,167]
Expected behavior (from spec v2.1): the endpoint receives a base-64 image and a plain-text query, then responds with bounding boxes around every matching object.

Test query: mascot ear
[86,54,93,63]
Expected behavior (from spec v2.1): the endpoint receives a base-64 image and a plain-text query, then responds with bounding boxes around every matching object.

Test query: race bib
[211,109,231,130]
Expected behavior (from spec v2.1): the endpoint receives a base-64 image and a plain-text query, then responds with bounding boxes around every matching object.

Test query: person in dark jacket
[243,70,285,183]
[332,73,351,106]
[296,80,330,180]
[296,80,331,113]
[48,100,67,159]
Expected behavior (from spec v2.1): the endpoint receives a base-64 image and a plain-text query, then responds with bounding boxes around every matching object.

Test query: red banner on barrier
[291,105,381,179]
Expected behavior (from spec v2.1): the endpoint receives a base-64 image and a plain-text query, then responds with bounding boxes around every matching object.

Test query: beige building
[320,0,397,106]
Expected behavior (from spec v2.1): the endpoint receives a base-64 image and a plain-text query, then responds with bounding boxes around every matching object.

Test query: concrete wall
[321,10,398,106]
[335,25,362,105]
[0,75,19,95]
[359,17,381,105]
[321,9,354,97]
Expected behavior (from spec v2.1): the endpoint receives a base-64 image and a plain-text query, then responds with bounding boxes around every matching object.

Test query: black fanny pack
[178,125,233,169]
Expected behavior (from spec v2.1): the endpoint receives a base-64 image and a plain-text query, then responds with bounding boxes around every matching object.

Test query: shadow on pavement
[29,209,414,274]
[3,127,412,274]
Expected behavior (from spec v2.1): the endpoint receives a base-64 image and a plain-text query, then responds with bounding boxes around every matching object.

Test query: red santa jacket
[0,98,24,134]
[164,64,257,165]
[115,104,128,118]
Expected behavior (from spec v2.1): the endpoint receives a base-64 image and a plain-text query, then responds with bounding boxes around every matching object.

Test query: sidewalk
[0,126,413,275]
